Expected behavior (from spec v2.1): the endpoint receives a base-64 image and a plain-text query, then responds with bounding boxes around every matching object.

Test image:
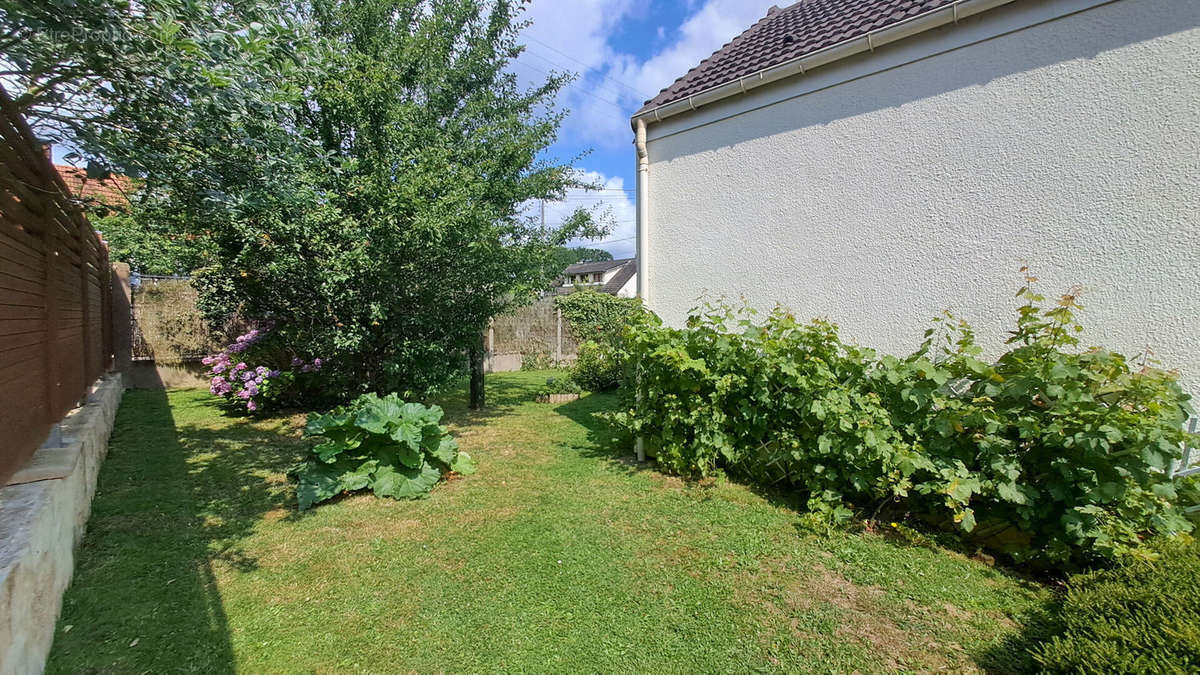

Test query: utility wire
[520,49,638,104]
[523,34,648,100]
[512,60,625,109]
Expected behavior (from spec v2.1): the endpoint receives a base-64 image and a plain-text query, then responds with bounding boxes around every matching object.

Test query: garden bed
[47,371,1052,673]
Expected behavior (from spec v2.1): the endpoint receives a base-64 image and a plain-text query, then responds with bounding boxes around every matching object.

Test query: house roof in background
[54,165,133,207]
[563,258,634,275]
[601,259,637,295]
[637,0,957,114]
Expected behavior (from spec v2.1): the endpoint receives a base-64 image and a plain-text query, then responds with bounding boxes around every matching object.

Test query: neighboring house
[558,258,638,297]
[54,164,132,209]
[631,0,1199,390]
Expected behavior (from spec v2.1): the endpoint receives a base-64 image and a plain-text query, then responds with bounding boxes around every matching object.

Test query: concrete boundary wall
[0,372,124,674]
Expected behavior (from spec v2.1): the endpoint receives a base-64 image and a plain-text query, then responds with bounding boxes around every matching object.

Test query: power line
[521,49,638,105]
[567,235,637,248]
[523,34,647,100]
[512,60,624,109]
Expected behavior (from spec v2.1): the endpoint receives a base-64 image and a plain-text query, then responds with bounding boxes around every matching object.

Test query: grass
[48,371,1054,673]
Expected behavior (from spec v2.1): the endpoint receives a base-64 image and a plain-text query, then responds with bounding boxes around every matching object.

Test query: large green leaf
[451,451,477,476]
[372,461,442,500]
[389,422,424,453]
[431,436,459,466]
[374,439,422,470]
[355,394,403,434]
[296,457,379,510]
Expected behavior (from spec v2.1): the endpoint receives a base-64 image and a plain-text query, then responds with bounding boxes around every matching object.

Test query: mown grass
[48,371,1053,673]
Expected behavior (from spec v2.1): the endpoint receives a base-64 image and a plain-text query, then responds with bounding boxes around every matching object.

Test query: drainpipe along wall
[635,118,649,305]
[634,118,649,463]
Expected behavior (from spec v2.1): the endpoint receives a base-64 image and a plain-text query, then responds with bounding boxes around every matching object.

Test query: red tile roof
[637,0,957,114]
[54,165,133,207]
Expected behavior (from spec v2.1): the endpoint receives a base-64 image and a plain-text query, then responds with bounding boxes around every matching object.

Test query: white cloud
[612,0,778,106]
[517,0,779,150]
[527,169,637,259]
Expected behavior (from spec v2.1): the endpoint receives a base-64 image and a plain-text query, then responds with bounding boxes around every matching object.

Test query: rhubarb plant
[297,394,475,509]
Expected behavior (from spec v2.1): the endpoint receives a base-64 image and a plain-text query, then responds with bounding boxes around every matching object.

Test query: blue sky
[517,0,779,258]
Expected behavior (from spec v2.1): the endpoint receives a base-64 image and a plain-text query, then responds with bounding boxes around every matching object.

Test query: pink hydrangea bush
[202,328,323,412]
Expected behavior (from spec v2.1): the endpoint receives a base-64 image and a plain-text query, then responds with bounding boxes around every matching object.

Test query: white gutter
[631,0,1015,127]
[634,118,649,463]
[634,118,649,305]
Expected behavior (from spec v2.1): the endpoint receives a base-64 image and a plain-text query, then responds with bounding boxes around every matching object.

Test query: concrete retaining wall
[0,373,124,674]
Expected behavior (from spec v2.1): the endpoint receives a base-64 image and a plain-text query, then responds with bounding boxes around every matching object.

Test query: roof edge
[632,0,1015,128]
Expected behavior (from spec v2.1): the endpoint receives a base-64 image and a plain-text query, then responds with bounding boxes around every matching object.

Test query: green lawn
[48,371,1053,673]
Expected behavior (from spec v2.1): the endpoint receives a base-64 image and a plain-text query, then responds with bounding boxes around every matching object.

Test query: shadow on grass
[551,390,651,476]
[48,387,307,674]
[437,372,556,430]
[973,598,1063,674]
[552,387,1062,673]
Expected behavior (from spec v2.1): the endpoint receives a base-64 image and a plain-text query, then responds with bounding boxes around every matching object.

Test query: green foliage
[556,290,641,345]
[535,375,581,397]
[93,212,205,275]
[297,393,473,509]
[552,246,612,271]
[556,290,641,392]
[520,352,558,371]
[1030,537,1200,672]
[189,0,607,400]
[616,278,1197,566]
[571,340,622,392]
[1,0,307,152]
[7,0,607,402]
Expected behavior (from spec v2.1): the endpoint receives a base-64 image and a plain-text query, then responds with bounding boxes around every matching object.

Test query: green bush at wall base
[1030,536,1200,672]
[614,277,1197,567]
[556,290,641,392]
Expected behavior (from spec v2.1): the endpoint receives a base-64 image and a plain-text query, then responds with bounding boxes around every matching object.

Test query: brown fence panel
[0,85,113,486]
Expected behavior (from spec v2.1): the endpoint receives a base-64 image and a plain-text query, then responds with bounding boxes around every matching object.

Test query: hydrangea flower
[201,326,324,414]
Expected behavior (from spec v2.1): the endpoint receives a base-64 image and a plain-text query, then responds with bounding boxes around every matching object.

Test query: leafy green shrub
[555,290,642,392]
[555,290,641,345]
[617,305,915,526]
[297,394,475,509]
[615,277,1197,566]
[572,340,622,392]
[536,375,582,398]
[520,352,557,371]
[1030,537,1200,671]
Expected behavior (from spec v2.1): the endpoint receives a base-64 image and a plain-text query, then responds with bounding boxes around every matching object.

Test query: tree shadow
[438,371,567,430]
[552,391,651,477]
[972,595,1064,674]
[47,387,307,673]
[553,390,1063,672]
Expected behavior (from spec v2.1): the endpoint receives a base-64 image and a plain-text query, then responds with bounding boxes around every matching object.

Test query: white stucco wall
[644,0,1200,392]
[616,274,637,299]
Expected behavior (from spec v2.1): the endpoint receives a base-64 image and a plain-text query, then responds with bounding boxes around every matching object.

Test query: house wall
[616,275,637,299]
[643,0,1200,391]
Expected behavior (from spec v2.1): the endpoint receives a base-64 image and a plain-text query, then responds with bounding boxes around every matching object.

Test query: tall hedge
[614,276,1197,566]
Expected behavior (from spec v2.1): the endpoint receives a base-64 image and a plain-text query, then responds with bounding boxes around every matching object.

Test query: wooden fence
[0,86,113,486]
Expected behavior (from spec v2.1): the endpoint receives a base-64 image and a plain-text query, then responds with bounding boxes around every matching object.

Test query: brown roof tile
[636,0,957,114]
[54,165,133,207]
[601,259,637,295]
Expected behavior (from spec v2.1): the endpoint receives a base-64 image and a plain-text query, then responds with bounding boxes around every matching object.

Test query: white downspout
[635,118,649,305]
[634,118,649,463]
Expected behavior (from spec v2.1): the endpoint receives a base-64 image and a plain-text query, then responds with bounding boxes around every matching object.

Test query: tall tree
[553,246,614,270]
[3,0,604,403]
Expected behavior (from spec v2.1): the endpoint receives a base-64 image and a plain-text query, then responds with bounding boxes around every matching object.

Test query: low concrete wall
[0,372,124,675]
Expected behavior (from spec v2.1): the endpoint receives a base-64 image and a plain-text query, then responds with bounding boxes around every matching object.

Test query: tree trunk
[469,333,485,410]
